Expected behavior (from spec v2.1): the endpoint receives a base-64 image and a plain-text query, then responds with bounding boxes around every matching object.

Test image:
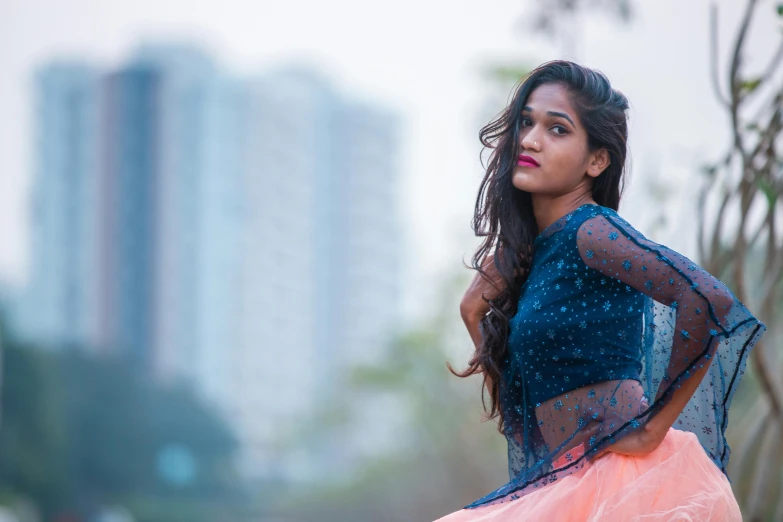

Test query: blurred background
[0,0,781,521]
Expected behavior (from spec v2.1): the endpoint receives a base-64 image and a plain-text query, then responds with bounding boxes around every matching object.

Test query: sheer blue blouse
[464,202,767,509]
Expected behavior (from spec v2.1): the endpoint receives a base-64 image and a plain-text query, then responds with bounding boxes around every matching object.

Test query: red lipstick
[518,154,540,167]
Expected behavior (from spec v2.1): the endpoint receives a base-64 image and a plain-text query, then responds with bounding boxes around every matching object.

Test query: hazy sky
[1,0,779,322]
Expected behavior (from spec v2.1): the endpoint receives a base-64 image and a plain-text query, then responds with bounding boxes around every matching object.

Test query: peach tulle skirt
[434,427,742,522]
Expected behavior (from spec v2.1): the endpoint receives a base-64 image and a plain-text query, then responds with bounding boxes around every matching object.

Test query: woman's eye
[521,118,568,135]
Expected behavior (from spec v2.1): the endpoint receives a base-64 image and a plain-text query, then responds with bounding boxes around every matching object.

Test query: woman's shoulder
[583,203,624,222]
[576,203,646,240]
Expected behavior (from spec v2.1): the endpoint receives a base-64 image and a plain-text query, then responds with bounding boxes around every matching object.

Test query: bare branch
[745,215,767,252]
[728,0,760,164]
[758,38,783,87]
[700,0,783,513]
[697,181,710,263]
[709,3,731,109]
[748,85,783,128]
[749,93,783,161]
[728,397,770,479]
[708,188,732,265]
[758,253,783,312]
[745,418,783,520]
[728,0,759,101]
[751,340,783,419]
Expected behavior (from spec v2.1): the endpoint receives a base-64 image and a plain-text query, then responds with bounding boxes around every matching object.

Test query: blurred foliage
[696,1,783,520]
[475,0,637,148]
[0,309,246,522]
[278,271,507,522]
[516,0,633,41]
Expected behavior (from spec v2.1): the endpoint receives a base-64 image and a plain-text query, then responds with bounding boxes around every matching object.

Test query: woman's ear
[587,148,611,178]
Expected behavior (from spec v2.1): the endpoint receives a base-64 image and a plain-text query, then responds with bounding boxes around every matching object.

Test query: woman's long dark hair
[448,60,631,434]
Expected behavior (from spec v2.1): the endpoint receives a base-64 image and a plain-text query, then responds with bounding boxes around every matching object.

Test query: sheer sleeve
[460,205,767,511]
[575,208,767,470]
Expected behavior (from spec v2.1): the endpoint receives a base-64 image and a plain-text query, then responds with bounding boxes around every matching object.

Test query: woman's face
[511,83,608,195]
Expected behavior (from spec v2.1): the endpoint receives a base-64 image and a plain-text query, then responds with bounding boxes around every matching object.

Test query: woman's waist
[523,363,643,405]
[532,378,649,458]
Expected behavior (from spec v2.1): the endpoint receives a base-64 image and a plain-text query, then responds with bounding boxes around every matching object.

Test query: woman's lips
[518,155,540,167]
[517,159,540,167]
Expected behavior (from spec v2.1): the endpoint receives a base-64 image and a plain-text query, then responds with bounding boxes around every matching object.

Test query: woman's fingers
[586,449,609,464]
[585,423,665,465]
[589,430,656,462]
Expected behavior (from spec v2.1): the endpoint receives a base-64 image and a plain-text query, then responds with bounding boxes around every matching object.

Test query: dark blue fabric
[464,202,767,509]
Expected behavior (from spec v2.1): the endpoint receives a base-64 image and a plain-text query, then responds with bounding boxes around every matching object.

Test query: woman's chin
[512,172,535,192]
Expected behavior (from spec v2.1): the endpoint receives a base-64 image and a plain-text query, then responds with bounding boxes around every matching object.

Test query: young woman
[437,60,767,521]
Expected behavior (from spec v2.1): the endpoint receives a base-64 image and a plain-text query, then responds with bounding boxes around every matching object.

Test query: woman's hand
[586,422,669,464]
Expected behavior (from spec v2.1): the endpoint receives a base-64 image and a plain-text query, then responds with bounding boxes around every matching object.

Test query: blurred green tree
[0,309,245,522]
[279,271,507,522]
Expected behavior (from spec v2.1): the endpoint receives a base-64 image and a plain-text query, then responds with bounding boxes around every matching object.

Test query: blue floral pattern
[463,203,767,509]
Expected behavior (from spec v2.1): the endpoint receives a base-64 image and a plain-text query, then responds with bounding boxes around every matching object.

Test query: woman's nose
[521,130,542,151]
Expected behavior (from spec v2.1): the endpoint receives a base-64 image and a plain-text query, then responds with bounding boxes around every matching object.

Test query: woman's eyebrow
[522,106,575,127]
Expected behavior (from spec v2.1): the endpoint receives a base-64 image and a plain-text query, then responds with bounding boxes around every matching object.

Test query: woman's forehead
[523,84,578,124]
[526,85,572,110]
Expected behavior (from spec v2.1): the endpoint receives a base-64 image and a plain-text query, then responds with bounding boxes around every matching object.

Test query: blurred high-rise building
[124,45,244,403]
[231,66,404,480]
[15,45,404,484]
[99,65,161,369]
[15,63,103,351]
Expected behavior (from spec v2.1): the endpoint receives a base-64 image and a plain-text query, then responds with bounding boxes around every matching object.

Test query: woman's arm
[575,209,740,460]
[459,307,485,351]
[643,357,712,436]
[460,251,511,392]
[459,250,508,350]
[459,306,495,393]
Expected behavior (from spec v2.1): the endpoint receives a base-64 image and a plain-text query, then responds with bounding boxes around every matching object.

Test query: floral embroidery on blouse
[463,203,767,510]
